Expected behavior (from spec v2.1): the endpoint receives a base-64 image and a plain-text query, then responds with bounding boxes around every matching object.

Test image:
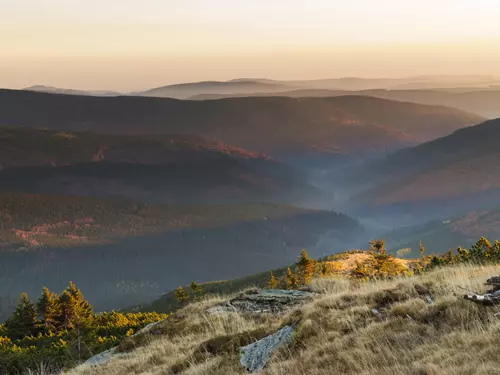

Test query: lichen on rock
[240,325,295,373]
[207,289,314,315]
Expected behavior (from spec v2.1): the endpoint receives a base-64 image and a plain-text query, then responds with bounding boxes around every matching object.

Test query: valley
[0,87,498,319]
[3,2,500,373]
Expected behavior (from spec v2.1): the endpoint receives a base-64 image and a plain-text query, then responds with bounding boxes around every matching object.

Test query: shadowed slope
[0,193,362,311]
[346,118,500,221]
[0,90,483,158]
[0,127,315,205]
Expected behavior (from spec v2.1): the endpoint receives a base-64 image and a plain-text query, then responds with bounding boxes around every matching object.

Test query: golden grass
[69,264,500,375]
[324,253,414,274]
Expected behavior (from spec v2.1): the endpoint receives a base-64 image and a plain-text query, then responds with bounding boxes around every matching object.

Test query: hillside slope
[137,80,295,99]
[24,85,120,97]
[0,193,363,311]
[346,118,500,220]
[0,90,483,158]
[69,264,500,375]
[383,208,500,258]
[192,88,500,118]
[0,127,314,205]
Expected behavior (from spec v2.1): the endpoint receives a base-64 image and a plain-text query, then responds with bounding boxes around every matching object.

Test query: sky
[1,0,500,91]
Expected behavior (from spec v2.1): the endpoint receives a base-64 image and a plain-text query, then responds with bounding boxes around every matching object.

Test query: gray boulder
[240,325,295,372]
[83,347,121,366]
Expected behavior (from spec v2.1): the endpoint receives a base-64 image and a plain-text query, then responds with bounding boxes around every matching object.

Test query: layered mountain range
[1,81,499,314]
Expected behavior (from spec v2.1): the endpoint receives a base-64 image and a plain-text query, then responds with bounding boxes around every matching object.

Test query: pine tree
[320,262,334,276]
[189,282,204,301]
[419,241,426,258]
[297,249,316,285]
[174,287,189,305]
[37,287,60,332]
[353,239,406,279]
[4,293,38,340]
[59,290,78,330]
[267,272,278,289]
[67,281,93,321]
[286,268,299,290]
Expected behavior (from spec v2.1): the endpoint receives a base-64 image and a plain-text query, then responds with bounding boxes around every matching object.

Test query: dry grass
[68,265,500,375]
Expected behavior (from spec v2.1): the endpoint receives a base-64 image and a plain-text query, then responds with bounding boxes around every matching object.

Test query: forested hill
[0,126,317,205]
[0,193,363,312]
[345,118,500,220]
[0,90,483,157]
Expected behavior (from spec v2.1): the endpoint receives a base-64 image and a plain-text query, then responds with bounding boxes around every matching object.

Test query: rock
[240,325,295,373]
[486,276,500,286]
[135,320,162,336]
[464,289,500,305]
[463,275,500,305]
[208,289,314,315]
[83,347,123,366]
[81,319,166,368]
[206,305,238,314]
[371,308,385,321]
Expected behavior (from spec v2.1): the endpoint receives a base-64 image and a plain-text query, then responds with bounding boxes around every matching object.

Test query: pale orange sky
[1,0,500,91]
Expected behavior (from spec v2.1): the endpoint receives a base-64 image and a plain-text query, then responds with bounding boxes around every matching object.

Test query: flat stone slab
[207,289,314,315]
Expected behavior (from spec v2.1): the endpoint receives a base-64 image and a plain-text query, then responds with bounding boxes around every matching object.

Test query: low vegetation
[0,283,165,374]
[5,237,500,374]
[0,194,361,312]
[67,253,500,375]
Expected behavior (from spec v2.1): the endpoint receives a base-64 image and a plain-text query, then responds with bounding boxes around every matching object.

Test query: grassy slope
[0,90,483,156]
[135,252,411,315]
[134,266,292,314]
[70,264,500,375]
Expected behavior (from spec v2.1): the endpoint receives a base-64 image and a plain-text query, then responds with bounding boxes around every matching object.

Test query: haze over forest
[2,1,500,374]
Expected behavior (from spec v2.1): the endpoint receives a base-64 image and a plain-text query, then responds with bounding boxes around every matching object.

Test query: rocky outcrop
[207,289,314,315]
[81,320,164,367]
[240,325,295,373]
[464,276,500,305]
[83,347,123,366]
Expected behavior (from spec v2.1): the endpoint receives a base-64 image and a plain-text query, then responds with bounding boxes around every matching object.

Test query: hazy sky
[1,0,500,91]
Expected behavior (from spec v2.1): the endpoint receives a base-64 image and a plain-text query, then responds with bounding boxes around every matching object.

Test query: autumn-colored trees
[0,282,166,374]
[424,237,500,269]
[267,272,278,289]
[37,287,60,331]
[267,250,318,290]
[351,239,407,280]
[174,282,205,306]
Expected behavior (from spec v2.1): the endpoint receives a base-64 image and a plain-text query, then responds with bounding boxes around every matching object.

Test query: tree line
[0,282,166,374]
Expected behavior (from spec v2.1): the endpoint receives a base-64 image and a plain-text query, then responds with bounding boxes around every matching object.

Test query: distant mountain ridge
[19,75,500,100]
[136,80,295,99]
[138,75,500,99]
[23,85,121,97]
[0,90,483,160]
[0,126,315,205]
[192,88,500,118]
[345,118,500,221]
